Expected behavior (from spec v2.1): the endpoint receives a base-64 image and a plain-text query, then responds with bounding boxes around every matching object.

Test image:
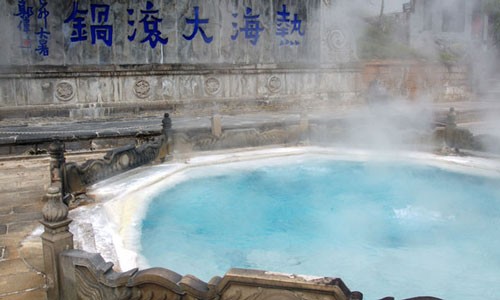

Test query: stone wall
[0,0,365,118]
[362,60,471,101]
[0,1,471,120]
[0,0,329,66]
[0,64,362,118]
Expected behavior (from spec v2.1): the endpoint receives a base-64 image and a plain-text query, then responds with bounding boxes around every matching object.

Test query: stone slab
[0,259,31,276]
[0,206,12,215]
[0,212,43,225]
[0,272,46,296]
[13,204,44,215]
[7,221,39,235]
[0,234,23,260]
[0,289,47,300]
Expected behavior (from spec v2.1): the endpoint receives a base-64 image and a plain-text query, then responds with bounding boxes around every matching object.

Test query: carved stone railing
[58,250,360,300]
[48,113,172,201]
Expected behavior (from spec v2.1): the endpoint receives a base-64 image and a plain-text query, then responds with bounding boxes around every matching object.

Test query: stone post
[162,113,172,136]
[444,107,458,152]
[157,113,173,162]
[299,111,309,144]
[40,186,73,300]
[211,114,222,138]
[48,140,66,198]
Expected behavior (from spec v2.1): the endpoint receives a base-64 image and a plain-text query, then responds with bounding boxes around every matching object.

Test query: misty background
[315,0,500,153]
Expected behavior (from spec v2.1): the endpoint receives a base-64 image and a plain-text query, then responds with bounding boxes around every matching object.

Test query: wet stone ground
[0,153,102,300]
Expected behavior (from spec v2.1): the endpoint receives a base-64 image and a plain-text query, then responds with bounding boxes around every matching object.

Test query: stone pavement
[0,153,103,300]
[0,155,47,300]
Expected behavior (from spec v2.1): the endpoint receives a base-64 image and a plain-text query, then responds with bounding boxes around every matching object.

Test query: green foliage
[357,22,421,60]
[439,51,460,65]
[484,0,500,13]
[485,0,500,48]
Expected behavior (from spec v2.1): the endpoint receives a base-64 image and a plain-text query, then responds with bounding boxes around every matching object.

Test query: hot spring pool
[138,154,500,299]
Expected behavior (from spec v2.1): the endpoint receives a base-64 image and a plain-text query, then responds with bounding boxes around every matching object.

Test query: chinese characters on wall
[14,0,34,49]
[13,1,306,58]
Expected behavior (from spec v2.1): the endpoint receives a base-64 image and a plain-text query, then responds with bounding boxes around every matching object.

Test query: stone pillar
[211,114,222,138]
[444,107,457,151]
[40,186,73,300]
[48,140,66,197]
[162,112,172,135]
[299,111,309,144]
[158,113,173,161]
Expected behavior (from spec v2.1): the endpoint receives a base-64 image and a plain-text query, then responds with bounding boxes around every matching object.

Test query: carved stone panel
[321,26,357,64]
[204,77,221,95]
[55,81,76,101]
[267,76,282,93]
[160,78,176,99]
[134,80,151,99]
[218,269,354,300]
[326,29,347,51]
[179,76,202,99]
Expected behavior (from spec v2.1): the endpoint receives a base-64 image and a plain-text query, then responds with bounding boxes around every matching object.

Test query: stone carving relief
[55,81,75,101]
[134,79,151,98]
[323,27,356,63]
[204,77,221,95]
[180,76,199,98]
[267,76,282,93]
[162,79,175,98]
[326,29,347,50]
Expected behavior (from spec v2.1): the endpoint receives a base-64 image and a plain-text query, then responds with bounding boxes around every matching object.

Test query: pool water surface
[139,155,500,299]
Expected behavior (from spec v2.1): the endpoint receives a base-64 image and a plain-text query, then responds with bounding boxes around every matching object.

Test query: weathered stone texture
[0,1,327,66]
[0,1,472,121]
[0,0,373,118]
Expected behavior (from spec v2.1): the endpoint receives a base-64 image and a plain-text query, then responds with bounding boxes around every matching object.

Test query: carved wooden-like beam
[58,250,359,300]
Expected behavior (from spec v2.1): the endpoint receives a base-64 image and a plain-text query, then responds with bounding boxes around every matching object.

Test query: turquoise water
[140,157,500,299]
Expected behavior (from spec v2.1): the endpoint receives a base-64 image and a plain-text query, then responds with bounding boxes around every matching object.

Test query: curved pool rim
[71,147,500,283]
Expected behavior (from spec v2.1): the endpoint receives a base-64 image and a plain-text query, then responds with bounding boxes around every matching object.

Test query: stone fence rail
[47,113,171,203]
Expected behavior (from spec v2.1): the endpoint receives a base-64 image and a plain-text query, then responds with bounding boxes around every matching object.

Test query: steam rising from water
[339,97,435,150]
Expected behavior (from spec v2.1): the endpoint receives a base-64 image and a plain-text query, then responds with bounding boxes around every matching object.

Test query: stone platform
[0,100,499,299]
[0,152,105,299]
